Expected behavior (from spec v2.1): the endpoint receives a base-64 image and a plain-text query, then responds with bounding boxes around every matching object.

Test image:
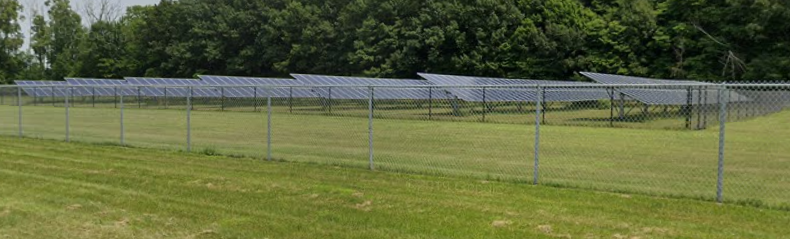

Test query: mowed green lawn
[0,137,789,238]
[0,104,788,208]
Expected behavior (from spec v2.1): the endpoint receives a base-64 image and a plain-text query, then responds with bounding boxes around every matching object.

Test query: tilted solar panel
[124,77,218,97]
[291,74,454,100]
[66,78,134,96]
[14,80,69,97]
[579,72,747,105]
[418,73,609,102]
[198,75,317,98]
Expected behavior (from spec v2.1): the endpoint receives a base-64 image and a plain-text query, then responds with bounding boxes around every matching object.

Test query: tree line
[1,0,789,84]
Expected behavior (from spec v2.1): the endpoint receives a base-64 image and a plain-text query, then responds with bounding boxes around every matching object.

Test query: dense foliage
[1,0,789,83]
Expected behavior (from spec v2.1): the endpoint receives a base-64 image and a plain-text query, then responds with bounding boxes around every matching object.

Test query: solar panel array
[65,78,136,96]
[198,75,316,98]
[418,73,610,102]
[579,72,747,105]
[124,77,219,97]
[14,80,70,97]
[291,74,453,100]
[10,73,754,106]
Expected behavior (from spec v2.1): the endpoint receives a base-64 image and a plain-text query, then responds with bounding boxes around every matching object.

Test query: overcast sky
[20,0,161,50]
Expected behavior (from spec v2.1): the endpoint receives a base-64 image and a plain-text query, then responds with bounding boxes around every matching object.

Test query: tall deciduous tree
[45,0,84,81]
[0,0,25,83]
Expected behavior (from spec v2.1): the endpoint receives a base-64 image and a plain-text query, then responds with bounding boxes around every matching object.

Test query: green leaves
[5,0,790,83]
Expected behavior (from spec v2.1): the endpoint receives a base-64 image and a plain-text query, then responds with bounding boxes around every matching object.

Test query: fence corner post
[717,83,728,203]
[533,85,543,185]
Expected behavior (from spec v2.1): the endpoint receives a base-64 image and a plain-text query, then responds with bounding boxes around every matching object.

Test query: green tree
[0,0,25,83]
[46,0,85,81]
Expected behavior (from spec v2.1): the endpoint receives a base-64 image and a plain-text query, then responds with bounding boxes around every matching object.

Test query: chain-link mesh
[373,86,534,182]
[68,86,120,144]
[725,84,790,208]
[540,84,723,201]
[2,83,789,208]
[192,86,267,158]
[0,87,19,136]
[17,86,66,140]
[269,86,369,167]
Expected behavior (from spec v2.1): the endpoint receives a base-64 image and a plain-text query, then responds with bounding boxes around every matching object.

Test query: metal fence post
[120,89,125,145]
[187,87,192,152]
[368,86,375,170]
[18,87,22,137]
[267,87,272,161]
[533,85,543,185]
[66,87,70,142]
[428,87,433,120]
[289,87,293,114]
[717,84,728,203]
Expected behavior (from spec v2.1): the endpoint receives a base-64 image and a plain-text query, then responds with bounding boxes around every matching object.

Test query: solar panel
[198,75,316,98]
[291,74,454,100]
[124,77,217,97]
[580,72,747,105]
[14,80,69,97]
[418,73,609,102]
[65,78,133,96]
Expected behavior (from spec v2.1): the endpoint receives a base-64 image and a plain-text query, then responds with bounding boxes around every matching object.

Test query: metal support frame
[328,87,333,113]
[717,85,728,203]
[702,89,708,129]
[187,87,192,152]
[428,87,433,120]
[221,87,225,111]
[114,87,118,108]
[164,87,168,109]
[533,86,543,185]
[609,87,615,127]
[52,86,55,107]
[541,88,547,124]
[92,87,96,108]
[696,87,703,130]
[137,87,142,108]
[33,88,37,106]
[685,87,693,129]
[253,87,258,111]
[289,87,293,114]
[482,87,487,122]
[267,87,272,161]
[618,93,625,119]
[368,86,375,170]
[451,96,460,116]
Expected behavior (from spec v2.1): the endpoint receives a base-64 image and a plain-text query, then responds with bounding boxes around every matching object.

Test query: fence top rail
[0,83,789,89]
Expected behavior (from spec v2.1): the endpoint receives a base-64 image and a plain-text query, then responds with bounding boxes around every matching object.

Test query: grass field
[0,102,788,209]
[1,137,789,238]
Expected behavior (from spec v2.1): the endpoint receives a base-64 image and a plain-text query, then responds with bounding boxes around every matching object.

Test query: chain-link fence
[1,84,788,209]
